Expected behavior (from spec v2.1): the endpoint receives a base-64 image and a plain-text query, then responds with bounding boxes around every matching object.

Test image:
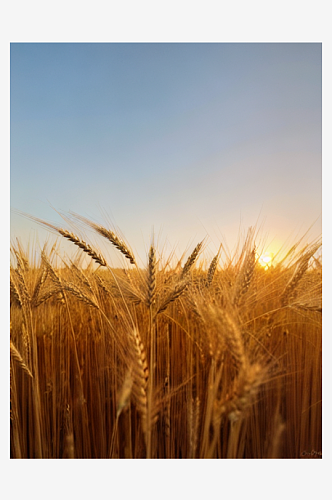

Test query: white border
[2,2,330,498]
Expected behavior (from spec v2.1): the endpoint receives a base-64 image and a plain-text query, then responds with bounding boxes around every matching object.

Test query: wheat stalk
[10,341,33,378]
[94,274,111,295]
[223,309,247,370]
[21,322,31,365]
[147,245,157,308]
[157,278,189,315]
[181,241,203,279]
[127,328,149,435]
[68,213,136,265]
[94,225,136,265]
[207,251,220,287]
[14,248,29,272]
[31,266,48,307]
[116,370,134,418]
[12,211,108,268]
[34,290,58,307]
[70,262,94,294]
[280,243,321,306]
[58,229,107,267]
[233,247,256,306]
[189,396,201,458]
[217,363,265,423]
[290,301,322,313]
[10,276,22,308]
[14,265,31,306]
[62,282,99,309]
[281,256,310,305]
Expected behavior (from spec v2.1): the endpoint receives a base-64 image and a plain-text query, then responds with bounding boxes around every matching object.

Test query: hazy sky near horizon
[10,43,322,265]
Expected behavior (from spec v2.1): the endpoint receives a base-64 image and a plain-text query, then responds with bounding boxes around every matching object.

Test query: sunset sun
[258,253,274,269]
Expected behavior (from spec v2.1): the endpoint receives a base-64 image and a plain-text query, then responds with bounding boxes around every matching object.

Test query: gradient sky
[10,43,322,266]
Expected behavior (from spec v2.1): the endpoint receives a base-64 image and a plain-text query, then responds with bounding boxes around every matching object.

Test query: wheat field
[9,215,322,459]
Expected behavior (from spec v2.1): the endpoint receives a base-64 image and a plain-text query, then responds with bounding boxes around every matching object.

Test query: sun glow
[258,253,274,270]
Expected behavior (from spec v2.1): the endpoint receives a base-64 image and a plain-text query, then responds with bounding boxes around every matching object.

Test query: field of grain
[10,217,322,458]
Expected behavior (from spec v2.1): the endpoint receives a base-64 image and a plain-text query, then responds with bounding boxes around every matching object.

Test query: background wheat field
[9,215,322,459]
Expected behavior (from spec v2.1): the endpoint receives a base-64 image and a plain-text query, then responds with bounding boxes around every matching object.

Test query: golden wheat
[10,341,33,378]
[9,220,322,459]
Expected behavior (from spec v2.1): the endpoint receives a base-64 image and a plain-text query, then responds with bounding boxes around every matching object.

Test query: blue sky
[10,43,322,265]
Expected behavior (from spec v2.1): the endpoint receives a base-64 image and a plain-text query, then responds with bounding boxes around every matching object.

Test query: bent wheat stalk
[58,229,107,267]
[10,341,33,378]
[62,282,100,309]
[69,212,136,265]
[156,278,189,315]
[12,211,108,267]
[281,241,321,306]
[10,277,23,308]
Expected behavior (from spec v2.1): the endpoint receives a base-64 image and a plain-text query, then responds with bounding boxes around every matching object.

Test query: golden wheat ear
[156,278,189,315]
[146,245,157,308]
[127,328,149,437]
[10,341,33,378]
[10,276,23,308]
[280,240,322,306]
[58,229,108,267]
[12,210,108,268]
[207,245,222,286]
[181,240,204,279]
[232,246,256,306]
[68,212,136,265]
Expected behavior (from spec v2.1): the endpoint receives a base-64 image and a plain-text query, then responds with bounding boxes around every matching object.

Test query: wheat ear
[127,328,149,435]
[10,277,22,308]
[147,245,157,308]
[62,282,99,309]
[31,266,48,307]
[58,229,107,267]
[34,290,58,307]
[69,213,136,264]
[181,241,203,279]
[207,248,221,286]
[233,247,256,306]
[217,363,265,423]
[116,370,134,418]
[93,225,136,265]
[201,303,247,369]
[10,341,33,378]
[14,254,31,305]
[157,278,189,315]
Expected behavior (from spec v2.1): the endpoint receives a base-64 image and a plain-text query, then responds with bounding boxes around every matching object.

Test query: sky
[10,42,322,266]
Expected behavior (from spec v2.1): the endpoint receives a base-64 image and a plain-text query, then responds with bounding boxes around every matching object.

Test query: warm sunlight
[258,253,274,269]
